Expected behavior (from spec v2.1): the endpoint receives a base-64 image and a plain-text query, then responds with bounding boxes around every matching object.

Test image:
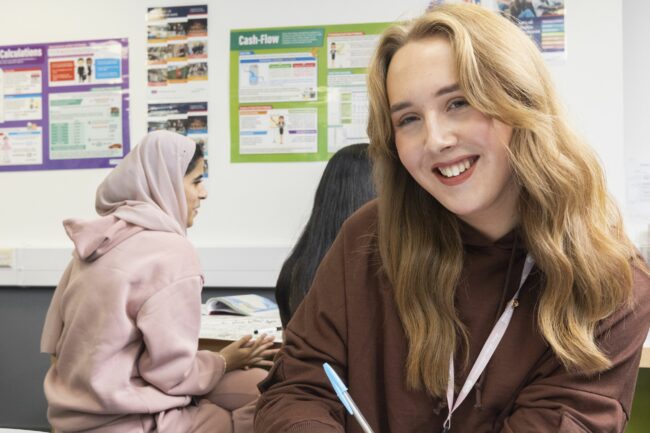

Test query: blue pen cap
[323,362,354,414]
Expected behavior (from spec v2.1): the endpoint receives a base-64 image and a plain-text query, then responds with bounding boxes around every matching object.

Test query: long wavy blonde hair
[367,3,644,397]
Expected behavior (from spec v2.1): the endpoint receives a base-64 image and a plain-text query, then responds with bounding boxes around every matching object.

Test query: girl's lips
[433,156,478,186]
[432,155,478,170]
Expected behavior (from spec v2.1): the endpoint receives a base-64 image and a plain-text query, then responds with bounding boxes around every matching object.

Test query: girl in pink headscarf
[41,130,275,433]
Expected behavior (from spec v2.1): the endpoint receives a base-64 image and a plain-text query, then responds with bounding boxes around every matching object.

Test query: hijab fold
[95,130,196,236]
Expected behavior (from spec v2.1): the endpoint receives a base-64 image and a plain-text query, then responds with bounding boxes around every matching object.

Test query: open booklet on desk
[205,294,279,316]
[200,294,282,344]
[200,314,282,342]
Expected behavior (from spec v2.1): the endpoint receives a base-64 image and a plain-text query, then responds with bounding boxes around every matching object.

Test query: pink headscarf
[95,130,196,236]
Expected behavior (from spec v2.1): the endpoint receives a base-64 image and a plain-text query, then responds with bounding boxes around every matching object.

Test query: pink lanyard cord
[442,254,535,432]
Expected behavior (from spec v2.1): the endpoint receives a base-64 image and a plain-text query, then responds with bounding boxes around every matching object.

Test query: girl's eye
[396,115,419,127]
[448,98,469,111]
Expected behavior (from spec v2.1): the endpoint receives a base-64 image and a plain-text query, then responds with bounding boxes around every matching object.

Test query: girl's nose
[424,114,457,153]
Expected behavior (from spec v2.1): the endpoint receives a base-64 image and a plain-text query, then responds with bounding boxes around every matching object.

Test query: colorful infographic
[230,22,390,163]
[0,39,129,171]
[146,5,208,102]
[146,5,209,172]
[428,0,566,56]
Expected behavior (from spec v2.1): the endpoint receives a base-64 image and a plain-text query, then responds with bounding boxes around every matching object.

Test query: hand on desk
[220,334,279,371]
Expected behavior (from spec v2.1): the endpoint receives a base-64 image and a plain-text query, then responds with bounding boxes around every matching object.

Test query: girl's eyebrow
[390,83,461,114]
[390,101,412,114]
[435,83,460,97]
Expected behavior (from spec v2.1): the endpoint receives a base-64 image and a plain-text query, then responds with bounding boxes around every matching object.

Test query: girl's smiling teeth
[436,157,476,178]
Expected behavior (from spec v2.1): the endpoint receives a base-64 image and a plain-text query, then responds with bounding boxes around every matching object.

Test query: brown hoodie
[256,200,650,433]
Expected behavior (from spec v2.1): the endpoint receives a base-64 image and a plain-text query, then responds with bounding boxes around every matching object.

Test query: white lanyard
[442,254,535,433]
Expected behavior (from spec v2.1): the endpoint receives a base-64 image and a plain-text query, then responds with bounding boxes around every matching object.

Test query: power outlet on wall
[0,248,15,268]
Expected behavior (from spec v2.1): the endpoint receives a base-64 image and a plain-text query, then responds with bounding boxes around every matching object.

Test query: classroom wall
[623,0,650,251]
[0,0,427,266]
[0,0,642,288]
[1,0,648,430]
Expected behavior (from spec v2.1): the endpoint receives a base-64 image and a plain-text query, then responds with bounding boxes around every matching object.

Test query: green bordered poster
[230,22,391,163]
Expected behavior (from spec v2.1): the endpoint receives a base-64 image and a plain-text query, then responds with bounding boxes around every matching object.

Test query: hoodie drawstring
[473,234,518,409]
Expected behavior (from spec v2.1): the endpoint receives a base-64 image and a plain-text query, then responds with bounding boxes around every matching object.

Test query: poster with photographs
[146,5,208,101]
[147,101,208,171]
[428,0,565,58]
[0,38,130,172]
[146,5,208,174]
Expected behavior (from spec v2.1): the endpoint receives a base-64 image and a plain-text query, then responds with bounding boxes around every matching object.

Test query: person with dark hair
[256,4,649,433]
[41,131,275,433]
[76,58,86,83]
[85,57,93,82]
[330,41,338,67]
[275,143,376,327]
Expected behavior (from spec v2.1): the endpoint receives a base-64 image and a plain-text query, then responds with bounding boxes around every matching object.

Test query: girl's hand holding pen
[219,334,279,371]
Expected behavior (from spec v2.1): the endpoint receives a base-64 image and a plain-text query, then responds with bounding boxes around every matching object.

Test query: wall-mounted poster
[230,22,391,163]
[0,38,130,172]
[146,5,208,102]
[146,5,209,172]
[147,101,208,161]
[427,0,566,57]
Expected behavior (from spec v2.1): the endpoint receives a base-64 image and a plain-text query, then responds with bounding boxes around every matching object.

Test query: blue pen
[323,362,375,433]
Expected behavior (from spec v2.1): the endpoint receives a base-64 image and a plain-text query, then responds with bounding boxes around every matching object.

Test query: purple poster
[0,38,130,172]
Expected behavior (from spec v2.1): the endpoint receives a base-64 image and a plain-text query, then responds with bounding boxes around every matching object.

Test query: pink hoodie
[41,131,224,432]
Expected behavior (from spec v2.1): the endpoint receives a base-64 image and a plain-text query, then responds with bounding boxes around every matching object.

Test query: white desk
[0,430,45,433]
[199,311,283,351]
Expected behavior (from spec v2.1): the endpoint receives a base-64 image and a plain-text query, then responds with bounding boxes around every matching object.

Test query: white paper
[200,309,282,341]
